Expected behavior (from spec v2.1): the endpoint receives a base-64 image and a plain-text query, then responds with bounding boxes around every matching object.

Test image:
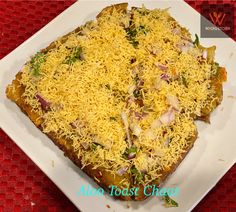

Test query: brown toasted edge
[96,3,128,18]
[196,67,226,123]
[41,26,81,54]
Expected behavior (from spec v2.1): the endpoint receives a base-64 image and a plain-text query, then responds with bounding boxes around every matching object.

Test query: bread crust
[5,3,226,201]
[96,3,128,18]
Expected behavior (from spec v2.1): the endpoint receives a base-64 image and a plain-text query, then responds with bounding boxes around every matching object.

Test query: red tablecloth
[0,1,235,211]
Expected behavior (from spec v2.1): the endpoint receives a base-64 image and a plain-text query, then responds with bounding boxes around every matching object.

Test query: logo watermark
[209,12,226,26]
[201,3,234,38]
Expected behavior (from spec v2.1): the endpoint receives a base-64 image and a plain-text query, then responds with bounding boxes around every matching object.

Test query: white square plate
[0,1,236,211]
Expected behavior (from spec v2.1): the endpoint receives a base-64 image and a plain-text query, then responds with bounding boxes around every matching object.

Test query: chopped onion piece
[155,148,164,157]
[144,129,156,140]
[166,95,180,111]
[147,156,155,165]
[117,166,128,176]
[128,84,136,95]
[177,41,194,53]
[79,53,85,60]
[160,73,170,81]
[181,36,193,43]
[202,50,207,59]
[70,119,85,129]
[126,96,135,107]
[164,138,170,147]
[35,94,50,111]
[128,152,136,159]
[81,142,89,150]
[180,45,189,53]
[121,111,132,147]
[70,122,77,129]
[147,45,160,55]
[121,16,130,29]
[134,112,147,120]
[180,45,191,53]
[151,119,162,129]
[195,109,201,117]
[134,112,143,120]
[172,27,181,35]
[130,123,142,137]
[154,62,168,71]
[159,108,175,125]
[154,77,162,90]
[132,65,140,75]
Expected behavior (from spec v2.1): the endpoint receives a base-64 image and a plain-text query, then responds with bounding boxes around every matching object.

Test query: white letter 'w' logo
[209,12,226,26]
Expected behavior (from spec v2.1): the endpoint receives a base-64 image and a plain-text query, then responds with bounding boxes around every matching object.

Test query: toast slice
[6,3,226,201]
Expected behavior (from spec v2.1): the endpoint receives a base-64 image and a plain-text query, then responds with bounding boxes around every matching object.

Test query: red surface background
[0,1,235,211]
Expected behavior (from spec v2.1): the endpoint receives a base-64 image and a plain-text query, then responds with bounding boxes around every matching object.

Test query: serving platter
[0,1,236,211]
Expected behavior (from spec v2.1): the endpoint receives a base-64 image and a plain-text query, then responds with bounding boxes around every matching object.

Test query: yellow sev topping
[19,6,219,184]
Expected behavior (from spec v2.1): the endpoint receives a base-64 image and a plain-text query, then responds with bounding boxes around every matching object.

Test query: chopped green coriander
[64,47,83,65]
[193,34,199,46]
[133,89,142,98]
[130,166,144,182]
[181,75,188,87]
[138,25,148,35]
[125,146,137,155]
[162,193,179,207]
[105,84,111,90]
[30,52,46,76]
[109,117,117,121]
[91,142,103,151]
[123,146,138,160]
[125,25,148,48]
